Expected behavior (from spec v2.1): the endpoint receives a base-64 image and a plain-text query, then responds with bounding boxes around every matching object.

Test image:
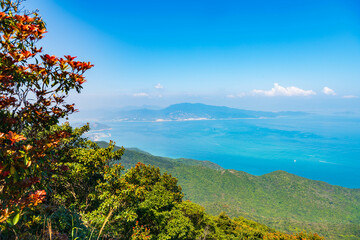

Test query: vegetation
[0,124,325,239]
[98,142,360,240]
[0,1,330,239]
[0,0,92,230]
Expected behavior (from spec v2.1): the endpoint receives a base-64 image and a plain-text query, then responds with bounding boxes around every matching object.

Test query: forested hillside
[97,142,360,240]
[0,124,326,239]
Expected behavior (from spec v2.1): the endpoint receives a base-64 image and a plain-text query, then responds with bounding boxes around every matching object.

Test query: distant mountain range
[97,141,360,240]
[113,103,308,122]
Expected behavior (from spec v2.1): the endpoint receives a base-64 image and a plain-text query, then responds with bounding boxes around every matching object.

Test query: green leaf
[6,217,13,226]
[10,166,15,175]
[12,212,20,225]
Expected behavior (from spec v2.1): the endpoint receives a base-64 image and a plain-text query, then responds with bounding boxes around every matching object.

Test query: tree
[0,0,93,229]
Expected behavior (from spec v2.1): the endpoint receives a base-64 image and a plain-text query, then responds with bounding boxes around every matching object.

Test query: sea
[87,115,360,189]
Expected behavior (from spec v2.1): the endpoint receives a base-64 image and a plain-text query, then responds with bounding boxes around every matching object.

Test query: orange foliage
[0,1,93,224]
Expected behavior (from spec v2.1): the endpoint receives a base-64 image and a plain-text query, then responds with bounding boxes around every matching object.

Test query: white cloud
[133,92,149,97]
[343,95,358,99]
[226,93,247,98]
[154,83,164,89]
[322,87,336,95]
[252,83,316,97]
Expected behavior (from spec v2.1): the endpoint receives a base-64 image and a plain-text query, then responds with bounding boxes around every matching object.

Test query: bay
[92,115,360,188]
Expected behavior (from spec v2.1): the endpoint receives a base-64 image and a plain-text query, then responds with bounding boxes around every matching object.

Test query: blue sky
[24,0,360,113]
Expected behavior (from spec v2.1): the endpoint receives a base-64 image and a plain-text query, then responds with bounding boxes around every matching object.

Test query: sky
[23,0,360,114]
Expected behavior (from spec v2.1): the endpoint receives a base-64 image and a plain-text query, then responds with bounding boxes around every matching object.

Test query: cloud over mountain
[252,83,316,97]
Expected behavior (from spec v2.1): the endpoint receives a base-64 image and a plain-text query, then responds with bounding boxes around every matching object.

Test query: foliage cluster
[0,1,325,239]
[0,0,92,229]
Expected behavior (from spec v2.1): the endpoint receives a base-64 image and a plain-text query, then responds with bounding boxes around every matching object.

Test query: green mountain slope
[97,141,360,239]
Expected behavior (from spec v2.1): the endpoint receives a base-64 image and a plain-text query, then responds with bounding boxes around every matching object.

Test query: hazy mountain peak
[115,103,307,122]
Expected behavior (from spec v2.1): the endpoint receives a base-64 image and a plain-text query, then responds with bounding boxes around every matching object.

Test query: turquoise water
[98,116,360,188]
